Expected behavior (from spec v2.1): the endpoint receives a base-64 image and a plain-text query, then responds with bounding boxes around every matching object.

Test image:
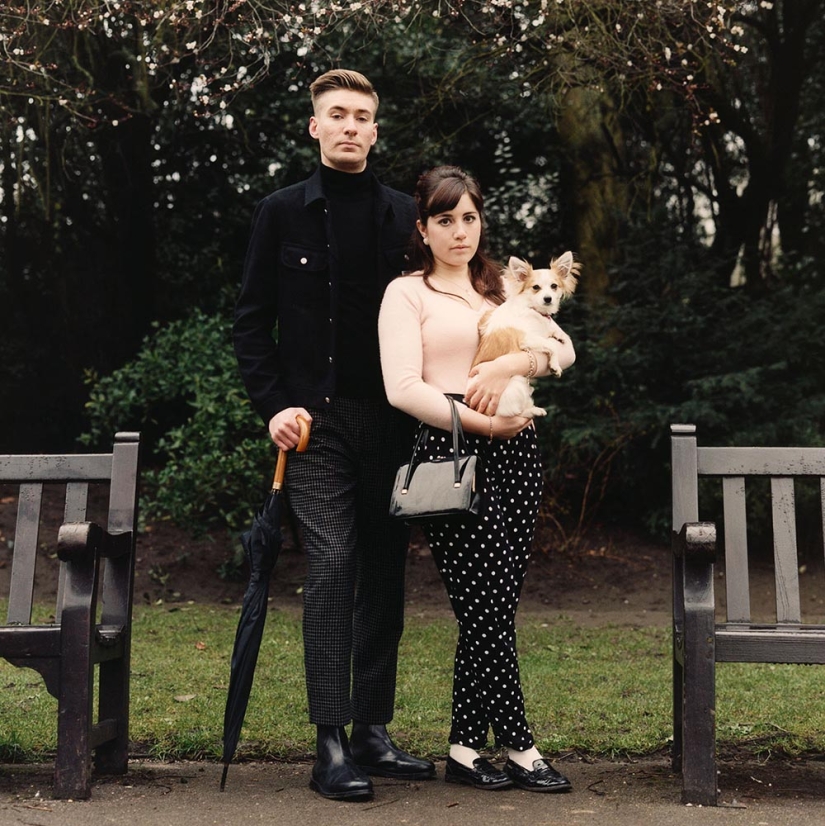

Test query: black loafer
[444,756,513,790]
[350,724,436,780]
[503,758,572,793]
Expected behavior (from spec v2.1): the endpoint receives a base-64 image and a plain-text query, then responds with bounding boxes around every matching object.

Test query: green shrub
[536,227,825,546]
[81,310,272,545]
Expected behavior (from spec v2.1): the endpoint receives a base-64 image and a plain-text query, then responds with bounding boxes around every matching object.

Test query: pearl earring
[422,237,429,245]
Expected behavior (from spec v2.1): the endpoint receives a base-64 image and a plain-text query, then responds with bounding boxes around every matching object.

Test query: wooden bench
[0,433,141,799]
[670,423,825,805]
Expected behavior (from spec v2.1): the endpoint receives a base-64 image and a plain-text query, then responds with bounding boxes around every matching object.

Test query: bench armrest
[674,522,716,565]
[57,522,133,563]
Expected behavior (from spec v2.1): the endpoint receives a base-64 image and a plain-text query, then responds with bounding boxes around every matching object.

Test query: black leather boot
[309,725,374,801]
[350,722,436,780]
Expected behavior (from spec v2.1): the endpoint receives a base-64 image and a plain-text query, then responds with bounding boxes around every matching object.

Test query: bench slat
[717,627,825,663]
[698,446,825,476]
[56,482,91,622]
[7,483,42,624]
[771,477,801,624]
[722,476,750,622]
[64,482,90,522]
[0,454,114,482]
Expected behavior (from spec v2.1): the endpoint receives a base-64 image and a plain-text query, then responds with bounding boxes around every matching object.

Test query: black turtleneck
[320,164,383,399]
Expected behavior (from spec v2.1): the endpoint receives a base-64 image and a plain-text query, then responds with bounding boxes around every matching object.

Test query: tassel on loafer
[444,756,513,790]
[503,758,572,793]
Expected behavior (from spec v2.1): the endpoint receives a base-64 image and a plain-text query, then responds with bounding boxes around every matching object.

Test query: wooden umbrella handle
[271,415,312,491]
[295,415,311,452]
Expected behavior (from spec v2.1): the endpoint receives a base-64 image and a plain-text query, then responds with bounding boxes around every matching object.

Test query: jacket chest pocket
[281,243,328,274]
[279,244,330,327]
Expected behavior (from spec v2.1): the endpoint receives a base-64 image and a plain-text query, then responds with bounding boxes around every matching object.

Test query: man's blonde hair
[310,69,379,114]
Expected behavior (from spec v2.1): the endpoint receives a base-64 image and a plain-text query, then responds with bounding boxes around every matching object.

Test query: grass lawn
[2,603,825,761]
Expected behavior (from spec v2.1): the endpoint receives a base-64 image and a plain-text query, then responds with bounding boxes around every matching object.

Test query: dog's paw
[528,407,547,417]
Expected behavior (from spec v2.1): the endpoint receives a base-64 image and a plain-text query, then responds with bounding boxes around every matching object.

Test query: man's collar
[304,165,394,215]
[304,166,325,206]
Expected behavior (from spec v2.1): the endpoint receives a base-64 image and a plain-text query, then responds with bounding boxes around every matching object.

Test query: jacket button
[325,397,331,404]
[300,257,308,265]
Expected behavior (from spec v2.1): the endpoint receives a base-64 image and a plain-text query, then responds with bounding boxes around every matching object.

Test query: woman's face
[419,191,482,270]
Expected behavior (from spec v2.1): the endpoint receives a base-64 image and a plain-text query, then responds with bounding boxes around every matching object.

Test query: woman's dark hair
[411,166,504,305]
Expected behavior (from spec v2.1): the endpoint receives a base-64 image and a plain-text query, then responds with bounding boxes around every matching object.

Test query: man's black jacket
[233,167,417,425]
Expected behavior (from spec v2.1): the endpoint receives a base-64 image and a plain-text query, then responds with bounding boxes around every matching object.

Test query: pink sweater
[379,274,497,430]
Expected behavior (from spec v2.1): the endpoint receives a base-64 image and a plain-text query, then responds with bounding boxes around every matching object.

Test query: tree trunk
[705,0,822,286]
[557,85,628,301]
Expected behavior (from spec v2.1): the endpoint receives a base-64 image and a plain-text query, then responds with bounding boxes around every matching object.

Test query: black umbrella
[220,416,310,790]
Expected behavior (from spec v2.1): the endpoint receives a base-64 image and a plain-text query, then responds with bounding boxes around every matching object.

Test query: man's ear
[308,116,319,140]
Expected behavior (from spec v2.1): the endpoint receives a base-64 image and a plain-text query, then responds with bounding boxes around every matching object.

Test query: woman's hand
[466,355,522,415]
[491,413,532,440]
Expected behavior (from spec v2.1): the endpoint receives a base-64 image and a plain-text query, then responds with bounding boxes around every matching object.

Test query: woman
[378,166,575,792]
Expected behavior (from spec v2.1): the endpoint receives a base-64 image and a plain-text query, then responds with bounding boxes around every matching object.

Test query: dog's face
[502,251,580,316]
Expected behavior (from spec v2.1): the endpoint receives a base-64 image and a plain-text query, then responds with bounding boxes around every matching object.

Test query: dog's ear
[505,256,532,282]
[551,251,581,295]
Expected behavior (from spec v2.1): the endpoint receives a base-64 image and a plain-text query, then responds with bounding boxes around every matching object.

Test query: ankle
[507,746,542,770]
[352,721,385,736]
[316,725,350,757]
[449,744,481,769]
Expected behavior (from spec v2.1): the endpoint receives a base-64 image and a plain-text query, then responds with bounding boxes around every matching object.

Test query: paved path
[2,756,825,825]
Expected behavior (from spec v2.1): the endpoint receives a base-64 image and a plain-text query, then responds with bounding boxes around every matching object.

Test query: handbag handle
[401,395,467,493]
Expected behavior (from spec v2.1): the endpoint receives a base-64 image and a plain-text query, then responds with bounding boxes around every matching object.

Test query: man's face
[309,89,378,173]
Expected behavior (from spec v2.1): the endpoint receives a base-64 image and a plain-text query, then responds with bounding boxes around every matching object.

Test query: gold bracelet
[488,415,494,444]
[522,347,537,379]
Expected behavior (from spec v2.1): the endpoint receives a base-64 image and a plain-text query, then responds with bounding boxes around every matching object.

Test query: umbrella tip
[220,763,229,791]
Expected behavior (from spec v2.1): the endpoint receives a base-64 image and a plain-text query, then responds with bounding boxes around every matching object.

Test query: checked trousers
[285,398,412,726]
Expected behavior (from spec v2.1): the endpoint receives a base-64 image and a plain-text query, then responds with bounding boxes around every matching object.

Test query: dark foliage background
[2,1,823,556]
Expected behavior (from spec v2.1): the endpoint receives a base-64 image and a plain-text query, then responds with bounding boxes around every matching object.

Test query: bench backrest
[672,424,825,625]
[0,433,140,626]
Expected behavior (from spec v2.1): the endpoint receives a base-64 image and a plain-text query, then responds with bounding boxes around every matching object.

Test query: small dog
[472,251,580,418]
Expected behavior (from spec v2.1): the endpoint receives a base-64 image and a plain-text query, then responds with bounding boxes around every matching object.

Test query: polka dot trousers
[419,424,543,751]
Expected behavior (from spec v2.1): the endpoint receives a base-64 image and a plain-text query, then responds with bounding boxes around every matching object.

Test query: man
[233,69,434,801]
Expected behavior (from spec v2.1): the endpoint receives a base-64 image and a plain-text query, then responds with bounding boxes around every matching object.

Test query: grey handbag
[389,395,483,522]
